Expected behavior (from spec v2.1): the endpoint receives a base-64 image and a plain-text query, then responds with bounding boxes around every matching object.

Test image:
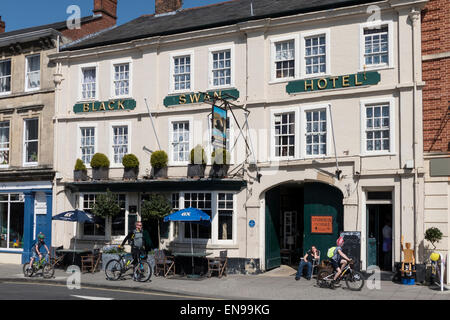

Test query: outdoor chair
[207,250,228,278]
[50,246,64,268]
[299,250,321,277]
[80,249,102,273]
[154,249,176,277]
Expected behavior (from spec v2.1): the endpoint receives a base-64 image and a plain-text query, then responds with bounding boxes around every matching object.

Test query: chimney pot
[155,0,183,15]
[93,0,118,20]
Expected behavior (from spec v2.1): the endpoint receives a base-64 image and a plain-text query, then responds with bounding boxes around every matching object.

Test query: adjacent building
[0,0,118,264]
[49,0,429,274]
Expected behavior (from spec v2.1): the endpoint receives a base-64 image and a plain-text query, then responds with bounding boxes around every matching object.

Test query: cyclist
[119,221,152,268]
[330,236,352,286]
[29,232,50,269]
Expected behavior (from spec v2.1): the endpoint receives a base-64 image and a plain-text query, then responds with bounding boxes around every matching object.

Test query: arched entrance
[264,181,343,270]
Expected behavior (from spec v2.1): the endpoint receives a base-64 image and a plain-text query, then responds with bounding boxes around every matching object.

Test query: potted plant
[122,154,139,180]
[73,158,88,181]
[90,153,110,180]
[210,148,230,178]
[188,145,207,178]
[140,194,172,249]
[151,150,168,179]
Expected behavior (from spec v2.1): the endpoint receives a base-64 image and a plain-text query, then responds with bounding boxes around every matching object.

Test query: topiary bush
[74,159,87,171]
[90,153,110,168]
[190,145,207,165]
[425,227,443,250]
[211,148,231,165]
[122,154,139,169]
[150,150,168,169]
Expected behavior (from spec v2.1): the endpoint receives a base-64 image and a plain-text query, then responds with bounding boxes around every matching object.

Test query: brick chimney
[93,0,118,21]
[0,17,5,34]
[155,0,183,15]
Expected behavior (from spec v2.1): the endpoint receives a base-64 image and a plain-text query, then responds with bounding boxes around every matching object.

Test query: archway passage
[265,182,343,271]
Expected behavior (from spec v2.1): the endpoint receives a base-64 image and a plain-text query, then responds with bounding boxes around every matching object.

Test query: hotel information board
[311,216,333,234]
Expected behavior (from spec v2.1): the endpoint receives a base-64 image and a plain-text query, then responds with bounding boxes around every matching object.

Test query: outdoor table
[172,252,212,276]
[56,249,92,267]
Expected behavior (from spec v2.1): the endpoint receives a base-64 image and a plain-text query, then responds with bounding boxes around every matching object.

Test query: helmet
[336,236,344,247]
[430,252,440,262]
[38,233,45,239]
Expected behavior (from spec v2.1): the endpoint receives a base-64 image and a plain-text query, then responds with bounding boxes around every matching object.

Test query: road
[0,281,218,300]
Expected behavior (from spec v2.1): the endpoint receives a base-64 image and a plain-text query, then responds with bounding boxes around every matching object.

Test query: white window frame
[79,63,98,102]
[111,59,132,99]
[25,54,41,92]
[300,29,331,79]
[214,192,236,245]
[109,121,131,168]
[168,117,193,166]
[179,191,213,245]
[169,51,194,94]
[208,45,235,90]
[0,59,12,96]
[23,117,39,167]
[0,120,10,168]
[360,97,396,156]
[270,107,300,161]
[359,21,394,71]
[270,35,300,83]
[77,123,98,169]
[301,104,332,159]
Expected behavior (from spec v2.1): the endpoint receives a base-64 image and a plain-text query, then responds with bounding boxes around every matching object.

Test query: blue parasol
[164,208,211,275]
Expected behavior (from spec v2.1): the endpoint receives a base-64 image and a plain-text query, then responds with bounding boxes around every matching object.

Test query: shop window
[274,40,295,79]
[173,55,191,92]
[82,194,105,237]
[0,121,10,166]
[23,118,39,165]
[274,112,295,158]
[0,59,11,94]
[80,127,95,165]
[25,54,40,91]
[0,193,25,249]
[211,49,231,87]
[305,109,327,156]
[112,125,129,164]
[81,67,96,100]
[113,63,130,97]
[111,194,127,236]
[184,192,211,240]
[217,193,233,241]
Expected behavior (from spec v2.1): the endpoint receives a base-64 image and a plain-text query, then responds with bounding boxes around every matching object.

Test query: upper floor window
[275,40,295,79]
[80,127,95,165]
[113,63,130,97]
[81,67,96,100]
[211,49,231,88]
[23,118,39,165]
[0,59,11,94]
[173,55,191,92]
[305,109,327,156]
[363,26,389,66]
[25,54,40,91]
[273,112,296,159]
[0,121,10,166]
[170,120,191,164]
[305,35,326,75]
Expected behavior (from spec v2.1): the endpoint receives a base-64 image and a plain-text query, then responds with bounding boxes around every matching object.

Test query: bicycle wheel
[42,263,54,279]
[105,259,123,281]
[345,270,365,291]
[134,260,152,282]
[23,263,34,277]
[317,270,330,288]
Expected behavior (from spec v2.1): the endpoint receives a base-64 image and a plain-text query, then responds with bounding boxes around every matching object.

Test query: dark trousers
[296,260,312,279]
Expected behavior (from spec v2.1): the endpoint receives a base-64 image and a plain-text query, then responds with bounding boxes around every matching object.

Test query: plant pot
[210,164,229,178]
[187,164,206,178]
[73,170,88,181]
[123,167,139,180]
[153,166,168,179]
[92,167,109,180]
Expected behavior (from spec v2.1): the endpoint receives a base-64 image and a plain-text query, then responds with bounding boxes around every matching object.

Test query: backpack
[327,246,336,258]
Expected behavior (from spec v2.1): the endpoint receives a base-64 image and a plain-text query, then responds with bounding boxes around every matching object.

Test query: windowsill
[207,85,234,91]
[25,87,41,93]
[23,162,38,167]
[358,65,394,72]
[110,95,132,100]
[77,98,98,104]
[168,90,194,96]
[360,152,396,157]
[0,164,9,169]
[300,73,332,80]
[0,92,11,97]
[269,78,295,85]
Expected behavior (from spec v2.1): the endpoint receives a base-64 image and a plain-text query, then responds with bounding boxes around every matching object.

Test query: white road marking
[71,295,114,300]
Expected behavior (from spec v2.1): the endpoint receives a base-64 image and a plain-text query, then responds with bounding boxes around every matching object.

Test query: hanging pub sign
[212,105,228,149]
[311,216,333,234]
[73,99,136,113]
[286,71,380,94]
[163,89,239,107]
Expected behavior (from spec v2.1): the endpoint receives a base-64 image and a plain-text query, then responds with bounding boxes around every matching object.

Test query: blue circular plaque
[249,220,256,228]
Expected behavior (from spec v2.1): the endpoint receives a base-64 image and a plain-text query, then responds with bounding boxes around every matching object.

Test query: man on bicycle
[29,232,50,269]
[119,221,152,268]
[331,236,352,286]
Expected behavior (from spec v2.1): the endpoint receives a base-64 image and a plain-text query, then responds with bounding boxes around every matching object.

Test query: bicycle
[105,251,152,282]
[23,254,54,279]
[317,259,365,291]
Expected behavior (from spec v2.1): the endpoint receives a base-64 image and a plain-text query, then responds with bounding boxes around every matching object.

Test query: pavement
[1,263,449,300]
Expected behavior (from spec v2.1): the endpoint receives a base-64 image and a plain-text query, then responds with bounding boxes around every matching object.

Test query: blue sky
[0,0,225,32]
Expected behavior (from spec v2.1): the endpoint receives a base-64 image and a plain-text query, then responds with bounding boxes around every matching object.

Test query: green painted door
[303,183,343,261]
[265,187,281,270]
